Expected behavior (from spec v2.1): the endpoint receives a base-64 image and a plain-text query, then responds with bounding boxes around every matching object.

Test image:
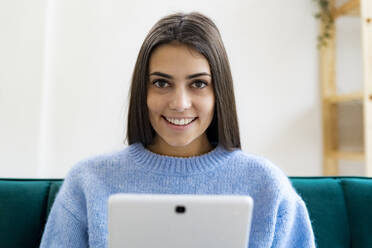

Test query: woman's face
[147,42,215,156]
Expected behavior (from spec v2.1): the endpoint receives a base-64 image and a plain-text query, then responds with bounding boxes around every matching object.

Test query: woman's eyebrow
[149,71,211,79]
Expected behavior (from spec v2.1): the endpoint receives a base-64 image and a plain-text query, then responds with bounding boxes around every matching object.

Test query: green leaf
[320,0,329,8]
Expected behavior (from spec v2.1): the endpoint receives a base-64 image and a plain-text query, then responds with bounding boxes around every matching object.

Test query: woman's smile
[162,115,198,130]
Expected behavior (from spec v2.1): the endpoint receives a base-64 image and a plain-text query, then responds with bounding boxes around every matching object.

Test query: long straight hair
[126,12,241,151]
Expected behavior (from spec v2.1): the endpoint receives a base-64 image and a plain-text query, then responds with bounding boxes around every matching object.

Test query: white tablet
[108,194,254,248]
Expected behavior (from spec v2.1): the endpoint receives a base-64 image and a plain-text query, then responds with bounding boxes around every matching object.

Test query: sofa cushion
[291,177,351,248]
[0,180,50,248]
[341,178,372,248]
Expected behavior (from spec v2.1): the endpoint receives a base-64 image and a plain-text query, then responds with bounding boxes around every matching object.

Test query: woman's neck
[146,135,214,158]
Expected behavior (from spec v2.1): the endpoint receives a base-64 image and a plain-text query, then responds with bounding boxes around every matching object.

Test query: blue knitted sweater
[40,142,315,247]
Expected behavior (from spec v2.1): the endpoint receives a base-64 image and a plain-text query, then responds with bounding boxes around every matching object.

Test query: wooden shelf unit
[320,0,372,176]
[333,0,360,17]
[325,91,363,103]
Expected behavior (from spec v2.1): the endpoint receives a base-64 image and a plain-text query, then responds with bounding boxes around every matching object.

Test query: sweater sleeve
[40,162,89,247]
[39,200,88,248]
[271,195,316,248]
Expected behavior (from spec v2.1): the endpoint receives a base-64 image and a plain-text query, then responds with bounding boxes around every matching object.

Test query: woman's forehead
[149,43,211,76]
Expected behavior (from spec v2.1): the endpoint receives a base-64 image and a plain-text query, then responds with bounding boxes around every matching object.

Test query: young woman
[40,12,315,247]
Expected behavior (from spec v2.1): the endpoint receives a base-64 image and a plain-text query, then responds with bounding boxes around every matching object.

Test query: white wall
[0,0,45,177]
[0,0,363,178]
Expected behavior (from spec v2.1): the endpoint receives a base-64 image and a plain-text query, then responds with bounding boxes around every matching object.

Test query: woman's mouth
[161,115,198,130]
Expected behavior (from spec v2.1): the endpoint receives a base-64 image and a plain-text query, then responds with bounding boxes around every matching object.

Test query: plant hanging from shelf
[313,0,334,49]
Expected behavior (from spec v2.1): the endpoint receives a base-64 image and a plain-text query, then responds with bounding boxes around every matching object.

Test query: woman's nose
[169,88,192,112]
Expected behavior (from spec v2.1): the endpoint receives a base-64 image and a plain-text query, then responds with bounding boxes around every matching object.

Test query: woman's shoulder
[231,150,296,196]
[232,150,285,176]
[64,146,131,182]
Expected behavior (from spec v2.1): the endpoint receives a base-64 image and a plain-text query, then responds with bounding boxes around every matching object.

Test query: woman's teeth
[164,117,196,126]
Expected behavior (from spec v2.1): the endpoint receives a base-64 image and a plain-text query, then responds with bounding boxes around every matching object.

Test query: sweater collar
[128,142,237,176]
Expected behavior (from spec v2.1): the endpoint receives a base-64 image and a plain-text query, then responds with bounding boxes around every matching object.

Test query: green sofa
[1,177,372,248]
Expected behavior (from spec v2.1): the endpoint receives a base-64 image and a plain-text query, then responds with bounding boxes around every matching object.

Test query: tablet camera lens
[175,205,186,214]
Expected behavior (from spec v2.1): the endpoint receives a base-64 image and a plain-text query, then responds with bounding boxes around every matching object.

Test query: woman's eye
[191,80,207,89]
[153,80,169,88]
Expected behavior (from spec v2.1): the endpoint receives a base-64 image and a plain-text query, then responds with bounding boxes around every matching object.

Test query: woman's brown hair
[126,12,241,151]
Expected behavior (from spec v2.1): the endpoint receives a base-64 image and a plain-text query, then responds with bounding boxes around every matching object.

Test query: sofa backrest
[1,177,372,248]
[291,177,372,248]
[0,179,62,248]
